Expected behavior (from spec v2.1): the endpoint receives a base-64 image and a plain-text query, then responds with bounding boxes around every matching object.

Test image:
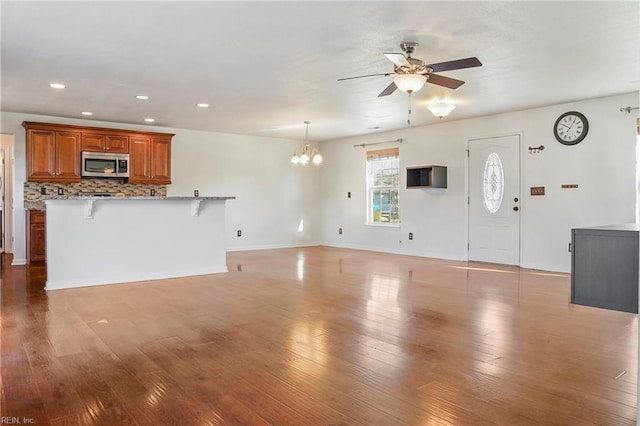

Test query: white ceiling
[1,1,638,142]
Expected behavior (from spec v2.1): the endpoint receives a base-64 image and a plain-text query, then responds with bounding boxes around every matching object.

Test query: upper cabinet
[24,121,174,183]
[82,133,129,154]
[406,165,448,188]
[26,125,81,182]
[128,136,172,184]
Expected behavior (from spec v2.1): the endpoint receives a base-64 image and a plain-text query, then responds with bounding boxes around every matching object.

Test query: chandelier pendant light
[291,121,323,165]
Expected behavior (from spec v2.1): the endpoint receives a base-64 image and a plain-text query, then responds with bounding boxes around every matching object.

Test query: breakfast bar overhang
[44,196,235,290]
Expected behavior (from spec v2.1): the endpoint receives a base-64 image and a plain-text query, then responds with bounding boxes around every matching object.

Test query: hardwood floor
[1,247,637,425]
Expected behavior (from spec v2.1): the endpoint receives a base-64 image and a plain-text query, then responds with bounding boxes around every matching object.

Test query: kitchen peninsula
[44,196,235,290]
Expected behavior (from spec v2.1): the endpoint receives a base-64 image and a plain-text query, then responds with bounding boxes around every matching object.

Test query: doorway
[468,134,521,265]
[0,148,4,253]
[0,134,14,258]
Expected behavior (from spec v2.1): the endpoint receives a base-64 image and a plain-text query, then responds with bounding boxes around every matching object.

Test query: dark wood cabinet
[129,136,172,184]
[27,210,46,263]
[26,126,81,182]
[82,133,129,153]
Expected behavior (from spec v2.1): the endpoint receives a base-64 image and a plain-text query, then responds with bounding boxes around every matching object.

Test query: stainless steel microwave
[81,152,129,178]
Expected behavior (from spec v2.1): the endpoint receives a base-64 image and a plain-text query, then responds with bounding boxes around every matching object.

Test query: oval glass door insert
[483,152,504,214]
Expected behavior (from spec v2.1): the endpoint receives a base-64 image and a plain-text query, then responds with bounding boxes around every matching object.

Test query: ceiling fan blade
[378,81,397,97]
[384,53,410,68]
[427,57,482,73]
[427,73,466,89]
[337,73,391,82]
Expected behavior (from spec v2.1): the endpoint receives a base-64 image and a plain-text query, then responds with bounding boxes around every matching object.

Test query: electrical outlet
[150,189,156,196]
[339,228,342,235]
[409,232,413,240]
[194,189,199,197]
[237,230,242,237]
[40,187,47,195]
[57,187,63,195]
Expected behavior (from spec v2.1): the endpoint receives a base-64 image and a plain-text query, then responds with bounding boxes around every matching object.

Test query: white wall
[320,92,638,272]
[168,128,322,251]
[0,112,322,262]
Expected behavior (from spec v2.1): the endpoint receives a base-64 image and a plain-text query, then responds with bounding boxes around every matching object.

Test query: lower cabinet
[28,210,46,263]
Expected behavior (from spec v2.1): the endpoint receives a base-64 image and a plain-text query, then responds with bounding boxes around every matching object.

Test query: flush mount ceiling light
[136,95,149,100]
[49,83,65,89]
[427,102,456,119]
[196,103,209,108]
[291,121,323,166]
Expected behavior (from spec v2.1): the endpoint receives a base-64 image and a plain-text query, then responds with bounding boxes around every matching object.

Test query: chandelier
[291,121,323,165]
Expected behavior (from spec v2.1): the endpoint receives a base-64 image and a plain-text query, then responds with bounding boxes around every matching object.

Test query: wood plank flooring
[1,246,637,425]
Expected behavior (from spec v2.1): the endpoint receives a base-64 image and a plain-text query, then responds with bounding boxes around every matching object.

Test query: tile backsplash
[24,179,167,202]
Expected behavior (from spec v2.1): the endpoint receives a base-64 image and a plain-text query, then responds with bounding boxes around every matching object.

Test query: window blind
[366,148,399,161]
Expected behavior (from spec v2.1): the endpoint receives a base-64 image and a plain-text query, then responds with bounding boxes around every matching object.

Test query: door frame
[465,131,524,264]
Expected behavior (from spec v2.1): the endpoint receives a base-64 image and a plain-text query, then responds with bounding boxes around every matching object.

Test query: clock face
[554,111,589,145]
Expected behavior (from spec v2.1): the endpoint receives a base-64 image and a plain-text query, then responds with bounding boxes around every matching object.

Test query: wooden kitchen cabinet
[82,133,129,153]
[27,210,46,263]
[129,136,172,184]
[24,121,173,183]
[26,126,81,182]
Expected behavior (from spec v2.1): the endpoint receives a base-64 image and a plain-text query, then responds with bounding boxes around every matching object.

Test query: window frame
[365,148,400,227]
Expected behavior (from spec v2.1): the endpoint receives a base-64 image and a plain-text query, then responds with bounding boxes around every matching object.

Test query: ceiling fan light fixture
[393,73,427,94]
[427,102,456,118]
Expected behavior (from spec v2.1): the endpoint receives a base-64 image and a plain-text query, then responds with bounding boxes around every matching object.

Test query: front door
[468,134,521,265]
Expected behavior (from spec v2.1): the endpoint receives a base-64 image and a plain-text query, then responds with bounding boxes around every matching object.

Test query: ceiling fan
[338,42,482,97]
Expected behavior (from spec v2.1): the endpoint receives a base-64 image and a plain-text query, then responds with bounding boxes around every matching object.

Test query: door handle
[513,206,519,211]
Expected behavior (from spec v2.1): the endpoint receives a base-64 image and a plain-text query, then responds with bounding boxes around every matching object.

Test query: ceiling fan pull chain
[407,92,412,126]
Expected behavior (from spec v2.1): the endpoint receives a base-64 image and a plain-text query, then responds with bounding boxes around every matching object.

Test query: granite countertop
[26,196,235,210]
[43,196,236,201]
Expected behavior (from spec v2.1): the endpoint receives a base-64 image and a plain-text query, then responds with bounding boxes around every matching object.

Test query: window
[366,148,400,225]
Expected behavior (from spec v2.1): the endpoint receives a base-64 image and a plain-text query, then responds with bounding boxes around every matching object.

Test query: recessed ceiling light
[196,103,209,108]
[50,83,65,89]
[144,118,155,123]
[136,95,149,100]
[81,111,93,116]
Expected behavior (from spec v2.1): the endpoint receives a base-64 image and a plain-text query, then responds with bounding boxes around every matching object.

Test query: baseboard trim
[227,242,322,252]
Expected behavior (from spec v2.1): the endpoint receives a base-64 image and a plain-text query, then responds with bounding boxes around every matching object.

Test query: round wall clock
[553,111,589,145]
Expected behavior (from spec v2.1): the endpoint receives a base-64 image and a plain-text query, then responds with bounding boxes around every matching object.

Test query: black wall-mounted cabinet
[406,166,447,188]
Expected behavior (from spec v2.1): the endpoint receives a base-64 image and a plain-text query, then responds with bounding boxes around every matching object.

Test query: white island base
[44,197,234,290]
